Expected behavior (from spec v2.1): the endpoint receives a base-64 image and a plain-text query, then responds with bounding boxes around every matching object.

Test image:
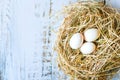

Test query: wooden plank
[106,0,120,9]
[0,0,13,80]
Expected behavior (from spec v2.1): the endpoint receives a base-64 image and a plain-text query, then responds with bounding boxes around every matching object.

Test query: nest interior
[55,1,120,80]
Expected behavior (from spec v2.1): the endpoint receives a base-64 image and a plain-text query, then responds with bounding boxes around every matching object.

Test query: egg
[80,42,96,55]
[84,28,100,42]
[69,33,83,49]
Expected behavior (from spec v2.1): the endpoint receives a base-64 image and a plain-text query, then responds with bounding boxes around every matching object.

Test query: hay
[55,1,120,80]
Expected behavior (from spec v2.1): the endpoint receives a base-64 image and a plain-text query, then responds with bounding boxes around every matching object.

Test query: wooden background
[0,0,120,80]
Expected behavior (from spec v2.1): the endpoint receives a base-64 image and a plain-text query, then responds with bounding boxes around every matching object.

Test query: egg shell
[84,28,100,42]
[69,33,83,49]
[80,42,96,55]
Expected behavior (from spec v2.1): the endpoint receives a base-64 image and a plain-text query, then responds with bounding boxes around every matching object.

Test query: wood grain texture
[0,0,120,80]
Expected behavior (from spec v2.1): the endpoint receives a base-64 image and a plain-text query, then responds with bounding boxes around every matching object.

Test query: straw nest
[55,1,120,80]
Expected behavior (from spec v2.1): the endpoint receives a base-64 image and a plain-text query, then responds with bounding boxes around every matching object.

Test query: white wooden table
[0,0,120,80]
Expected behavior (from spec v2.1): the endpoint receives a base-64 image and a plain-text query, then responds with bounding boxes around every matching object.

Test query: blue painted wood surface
[0,0,120,80]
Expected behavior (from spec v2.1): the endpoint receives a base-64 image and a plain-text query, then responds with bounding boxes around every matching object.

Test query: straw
[55,1,120,80]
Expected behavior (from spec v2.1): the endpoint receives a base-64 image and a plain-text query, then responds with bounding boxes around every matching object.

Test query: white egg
[80,42,96,55]
[84,28,100,42]
[69,33,83,49]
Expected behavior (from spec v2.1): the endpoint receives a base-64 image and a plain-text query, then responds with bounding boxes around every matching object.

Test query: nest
[55,1,120,80]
